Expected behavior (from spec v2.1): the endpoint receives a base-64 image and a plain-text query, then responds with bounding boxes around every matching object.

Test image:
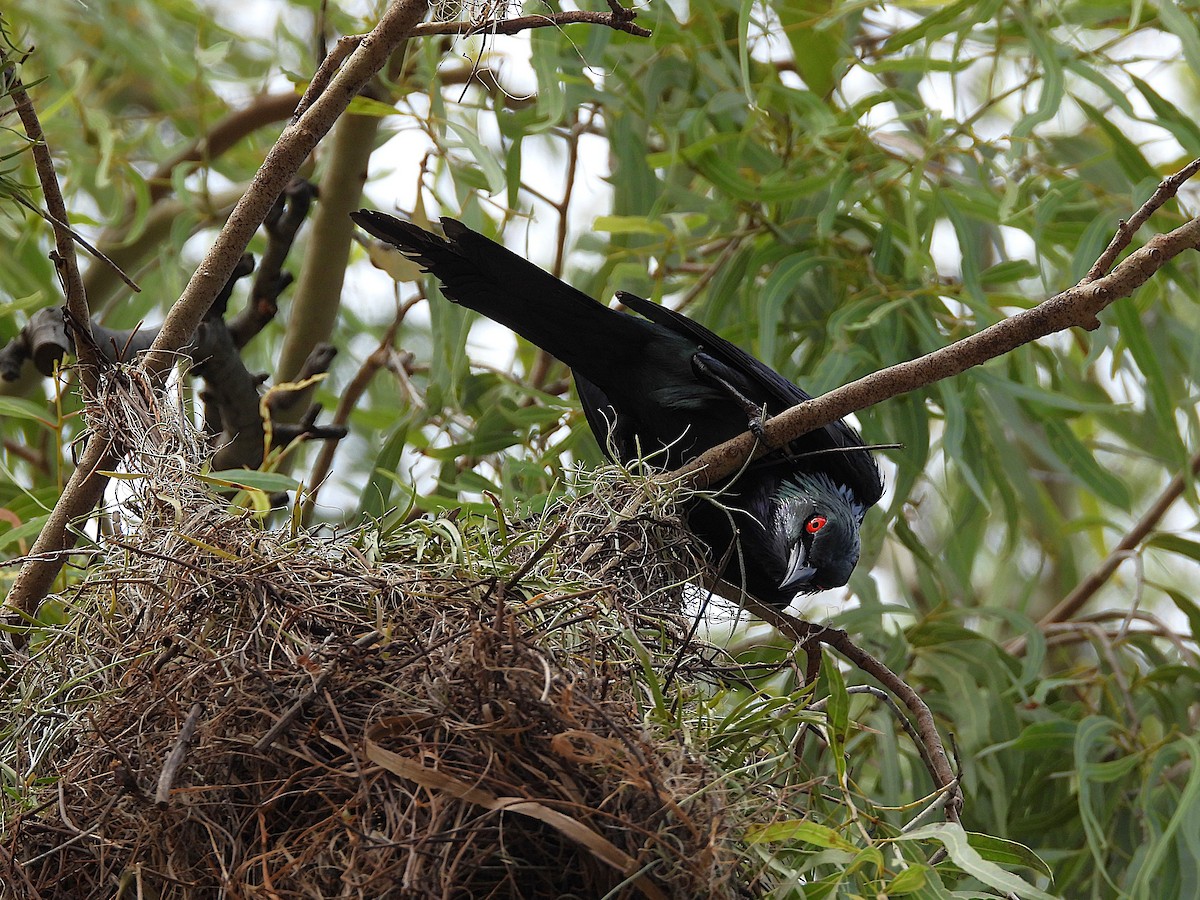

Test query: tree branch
[671,159,1200,491]
[5,0,430,622]
[2,46,98,380]
[1083,157,1200,284]
[1004,444,1200,656]
[409,7,651,39]
[738,595,962,825]
[140,0,430,379]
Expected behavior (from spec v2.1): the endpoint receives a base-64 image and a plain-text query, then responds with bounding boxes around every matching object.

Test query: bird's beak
[781,543,817,591]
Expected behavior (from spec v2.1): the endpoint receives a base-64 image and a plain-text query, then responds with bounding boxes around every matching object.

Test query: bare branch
[672,161,1200,491]
[1004,444,1200,656]
[410,7,651,39]
[1082,157,1200,283]
[2,46,98,378]
[5,0,430,622]
[140,0,430,379]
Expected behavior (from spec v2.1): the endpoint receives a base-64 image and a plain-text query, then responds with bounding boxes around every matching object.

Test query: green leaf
[1110,299,1176,435]
[1042,420,1132,510]
[821,650,850,778]
[1129,76,1200,154]
[1076,98,1157,184]
[1158,587,1200,644]
[778,0,844,96]
[200,469,301,493]
[980,259,1039,286]
[965,832,1053,879]
[745,819,857,851]
[1148,534,1200,563]
[1129,736,1200,898]
[592,215,671,236]
[1011,12,1064,140]
[884,864,930,895]
[0,513,48,553]
[1004,720,1077,753]
[445,121,507,197]
[359,419,410,520]
[0,396,55,423]
[896,824,1058,899]
[881,0,980,54]
[1158,0,1200,81]
[757,252,822,365]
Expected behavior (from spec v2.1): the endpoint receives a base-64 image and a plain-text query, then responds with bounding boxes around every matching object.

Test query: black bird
[351,210,883,608]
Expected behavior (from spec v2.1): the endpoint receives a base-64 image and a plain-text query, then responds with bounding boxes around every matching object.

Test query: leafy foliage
[3,0,1199,895]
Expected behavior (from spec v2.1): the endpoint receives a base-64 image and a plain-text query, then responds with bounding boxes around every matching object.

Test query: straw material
[1,367,751,898]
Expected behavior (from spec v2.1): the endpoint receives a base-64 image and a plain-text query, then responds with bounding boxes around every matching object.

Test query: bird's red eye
[806,516,827,534]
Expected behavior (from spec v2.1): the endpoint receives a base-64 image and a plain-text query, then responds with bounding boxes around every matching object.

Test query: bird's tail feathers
[351,210,648,371]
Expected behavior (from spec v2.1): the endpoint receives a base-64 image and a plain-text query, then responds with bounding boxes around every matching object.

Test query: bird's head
[770,473,866,597]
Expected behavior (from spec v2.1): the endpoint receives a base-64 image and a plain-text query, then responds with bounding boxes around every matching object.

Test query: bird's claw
[748,412,767,443]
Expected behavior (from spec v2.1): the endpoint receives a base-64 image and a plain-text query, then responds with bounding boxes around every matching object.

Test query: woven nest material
[1,369,753,899]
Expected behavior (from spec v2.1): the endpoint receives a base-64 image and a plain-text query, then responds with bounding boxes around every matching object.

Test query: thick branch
[140,0,430,378]
[674,202,1200,490]
[6,1,428,621]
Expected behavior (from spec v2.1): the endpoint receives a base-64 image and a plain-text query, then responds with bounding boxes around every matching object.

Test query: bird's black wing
[615,290,883,507]
[615,291,811,408]
[573,374,624,459]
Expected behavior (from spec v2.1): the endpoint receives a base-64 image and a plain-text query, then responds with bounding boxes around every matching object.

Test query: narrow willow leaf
[897,824,1057,899]
[201,469,301,493]
[745,819,858,850]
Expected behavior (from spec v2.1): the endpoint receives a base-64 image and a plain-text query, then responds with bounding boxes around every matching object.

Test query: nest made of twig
[1,369,757,899]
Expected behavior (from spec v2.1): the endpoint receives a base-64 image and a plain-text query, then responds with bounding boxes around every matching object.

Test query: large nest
[1,370,754,899]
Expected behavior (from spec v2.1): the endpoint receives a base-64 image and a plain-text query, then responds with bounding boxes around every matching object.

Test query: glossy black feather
[352,210,883,607]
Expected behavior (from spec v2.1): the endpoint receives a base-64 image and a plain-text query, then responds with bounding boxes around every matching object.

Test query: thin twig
[1005,444,1200,656]
[900,780,964,834]
[410,8,651,39]
[156,702,204,807]
[741,596,962,824]
[21,793,121,867]
[1083,158,1200,283]
[292,35,363,122]
[3,47,98,378]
